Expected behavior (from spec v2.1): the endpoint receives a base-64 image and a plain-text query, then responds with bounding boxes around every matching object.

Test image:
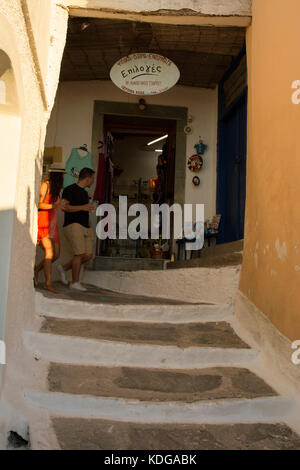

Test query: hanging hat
[48,162,66,173]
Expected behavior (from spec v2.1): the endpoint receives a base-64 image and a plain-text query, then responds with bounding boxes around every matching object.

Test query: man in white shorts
[58,167,95,291]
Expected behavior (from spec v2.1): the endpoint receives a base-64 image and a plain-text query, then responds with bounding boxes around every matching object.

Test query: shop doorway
[95,114,177,260]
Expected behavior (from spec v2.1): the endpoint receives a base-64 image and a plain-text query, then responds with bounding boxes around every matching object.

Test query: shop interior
[97,114,176,259]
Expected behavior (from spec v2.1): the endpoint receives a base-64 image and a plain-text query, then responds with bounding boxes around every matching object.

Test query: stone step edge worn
[24,391,295,424]
[35,293,233,324]
[24,331,260,369]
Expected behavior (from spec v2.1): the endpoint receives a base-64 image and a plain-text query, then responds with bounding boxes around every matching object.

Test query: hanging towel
[64,148,94,188]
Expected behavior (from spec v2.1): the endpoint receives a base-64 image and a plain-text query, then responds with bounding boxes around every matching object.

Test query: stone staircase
[23,282,300,450]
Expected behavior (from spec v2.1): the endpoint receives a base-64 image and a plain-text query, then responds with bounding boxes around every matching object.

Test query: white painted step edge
[24,332,259,369]
[35,292,233,324]
[24,392,295,424]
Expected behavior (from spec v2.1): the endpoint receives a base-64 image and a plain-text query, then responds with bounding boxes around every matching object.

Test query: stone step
[24,332,259,368]
[83,266,240,305]
[36,291,233,324]
[200,240,243,258]
[36,285,196,307]
[51,419,300,450]
[40,318,249,349]
[169,240,244,270]
[93,256,168,271]
[24,391,295,425]
[168,252,243,270]
[48,364,277,402]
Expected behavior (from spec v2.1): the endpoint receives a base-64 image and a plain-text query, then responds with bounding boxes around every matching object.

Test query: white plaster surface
[233,292,300,398]
[232,291,300,434]
[83,266,241,304]
[25,392,294,425]
[24,0,53,88]
[24,331,259,369]
[36,291,234,323]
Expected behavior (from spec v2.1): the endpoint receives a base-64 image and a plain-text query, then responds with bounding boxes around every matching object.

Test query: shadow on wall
[0,152,42,382]
[0,207,36,384]
[0,204,37,448]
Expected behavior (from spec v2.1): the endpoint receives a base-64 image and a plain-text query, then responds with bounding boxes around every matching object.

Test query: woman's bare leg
[40,237,58,293]
[34,245,45,286]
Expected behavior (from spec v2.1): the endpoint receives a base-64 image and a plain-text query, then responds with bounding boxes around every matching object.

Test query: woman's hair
[49,171,64,203]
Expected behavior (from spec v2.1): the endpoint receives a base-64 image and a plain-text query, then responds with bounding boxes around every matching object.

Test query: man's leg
[71,254,84,284]
[82,228,94,267]
[70,228,94,286]
[63,224,85,284]
[71,253,92,283]
[63,253,90,272]
[62,259,72,272]
[81,253,93,264]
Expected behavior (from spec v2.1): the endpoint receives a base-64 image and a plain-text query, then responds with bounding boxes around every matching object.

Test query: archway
[0,50,22,374]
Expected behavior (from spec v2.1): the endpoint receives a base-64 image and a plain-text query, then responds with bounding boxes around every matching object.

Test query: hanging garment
[93,141,106,203]
[63,148,94,188]
[93,152,105,203]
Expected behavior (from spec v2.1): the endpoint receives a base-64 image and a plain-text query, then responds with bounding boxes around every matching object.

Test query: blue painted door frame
[217,47,248,244]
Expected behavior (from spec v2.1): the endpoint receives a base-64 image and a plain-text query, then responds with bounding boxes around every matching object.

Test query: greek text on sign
[110,53,180,96]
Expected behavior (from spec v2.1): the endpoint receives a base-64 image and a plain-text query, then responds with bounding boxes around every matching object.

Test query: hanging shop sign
[110,53,180,96]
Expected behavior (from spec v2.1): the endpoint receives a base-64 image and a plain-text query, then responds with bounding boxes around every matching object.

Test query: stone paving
[48,365,276,402]
[37,283,206,306]
[52,419,300,450]
[41,317,250,348]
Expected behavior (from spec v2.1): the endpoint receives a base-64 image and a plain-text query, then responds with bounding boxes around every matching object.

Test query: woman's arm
[38,182,53,210]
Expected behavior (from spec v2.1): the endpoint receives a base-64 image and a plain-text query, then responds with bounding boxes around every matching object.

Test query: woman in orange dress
[34,166,65,293]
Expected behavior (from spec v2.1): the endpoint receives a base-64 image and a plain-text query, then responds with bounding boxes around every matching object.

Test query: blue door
[217,49,247,244]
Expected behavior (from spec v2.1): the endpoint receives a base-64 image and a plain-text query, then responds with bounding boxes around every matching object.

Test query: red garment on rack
[93,152,106,203]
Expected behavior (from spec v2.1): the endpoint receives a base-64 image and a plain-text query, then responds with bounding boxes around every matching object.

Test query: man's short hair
[79,167,95,180]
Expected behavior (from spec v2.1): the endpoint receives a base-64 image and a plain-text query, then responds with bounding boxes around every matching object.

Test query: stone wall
[0,0,68,448]
[240,0,300,341]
